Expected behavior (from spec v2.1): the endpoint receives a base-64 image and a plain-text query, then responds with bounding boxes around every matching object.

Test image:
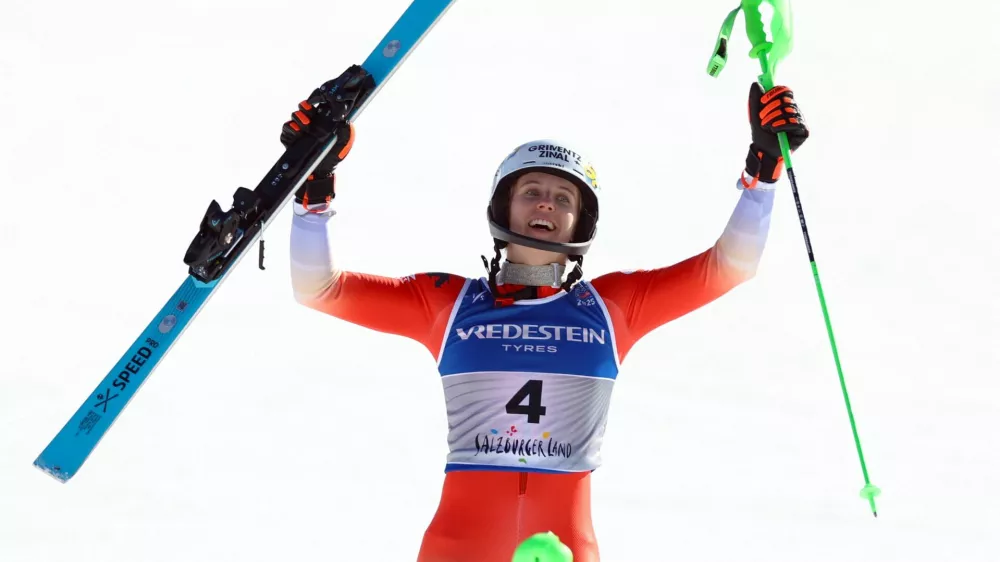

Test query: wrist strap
[744,144,784,185]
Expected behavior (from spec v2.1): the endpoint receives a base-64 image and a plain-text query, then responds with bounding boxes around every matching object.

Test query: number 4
[506,379,546,424]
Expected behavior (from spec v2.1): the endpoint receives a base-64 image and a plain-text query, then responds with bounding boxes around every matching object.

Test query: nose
[535,195,554,211]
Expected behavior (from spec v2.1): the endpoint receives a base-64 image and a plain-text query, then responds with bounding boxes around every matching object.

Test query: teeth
[529,219,555,231]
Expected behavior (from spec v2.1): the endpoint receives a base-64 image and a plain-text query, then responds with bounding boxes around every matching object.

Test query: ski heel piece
[183,187,263,282]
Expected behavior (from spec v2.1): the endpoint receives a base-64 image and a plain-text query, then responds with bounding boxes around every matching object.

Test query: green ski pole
[706,0,881,517]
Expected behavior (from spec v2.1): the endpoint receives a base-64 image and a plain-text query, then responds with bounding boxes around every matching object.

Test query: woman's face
[507,171,582,246]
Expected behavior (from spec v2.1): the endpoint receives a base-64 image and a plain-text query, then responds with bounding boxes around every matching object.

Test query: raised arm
[290,208,465,355]
[278,76,465,357]
[592,82,811,361]
[592,176,775,359]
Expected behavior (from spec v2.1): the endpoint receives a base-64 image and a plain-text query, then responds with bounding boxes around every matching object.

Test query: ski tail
[34,277,216,482]
[33,0,458,483]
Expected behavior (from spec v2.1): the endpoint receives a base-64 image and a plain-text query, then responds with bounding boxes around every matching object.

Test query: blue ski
[34,0,457,483]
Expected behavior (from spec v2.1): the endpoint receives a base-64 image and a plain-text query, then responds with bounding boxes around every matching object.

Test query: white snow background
[2,0,998,560]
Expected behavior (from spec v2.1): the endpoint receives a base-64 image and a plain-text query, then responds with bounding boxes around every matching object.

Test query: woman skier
[284,76,810,561]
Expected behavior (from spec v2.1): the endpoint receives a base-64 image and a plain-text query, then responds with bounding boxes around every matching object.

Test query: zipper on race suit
[517,472,527,543]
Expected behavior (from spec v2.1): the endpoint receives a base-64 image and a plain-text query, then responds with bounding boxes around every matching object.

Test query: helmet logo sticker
[584,164,599,190]
[528,143,582,164]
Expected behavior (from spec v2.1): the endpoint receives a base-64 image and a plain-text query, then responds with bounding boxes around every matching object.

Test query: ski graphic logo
[383,39,401,57]
[93,388,119,413]
[157,314,178,334]
[111,342,157,392]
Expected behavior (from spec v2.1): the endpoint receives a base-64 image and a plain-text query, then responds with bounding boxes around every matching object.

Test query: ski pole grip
[741,0,794,162]
[741,0,793,88]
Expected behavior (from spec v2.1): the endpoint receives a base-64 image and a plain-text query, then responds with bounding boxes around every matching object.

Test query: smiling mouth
[528,218,556,232]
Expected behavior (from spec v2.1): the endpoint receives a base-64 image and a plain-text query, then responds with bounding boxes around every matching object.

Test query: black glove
[281,65,372,214]
[290,121,355,215]
[744,82,809,185]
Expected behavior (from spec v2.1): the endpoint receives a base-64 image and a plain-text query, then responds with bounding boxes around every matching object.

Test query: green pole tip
[512,532,574,562]
[861,483,881,518]
[860,483,881,500]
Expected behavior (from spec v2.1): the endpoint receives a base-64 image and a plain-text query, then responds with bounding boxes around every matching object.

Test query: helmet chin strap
[486,210,593,256]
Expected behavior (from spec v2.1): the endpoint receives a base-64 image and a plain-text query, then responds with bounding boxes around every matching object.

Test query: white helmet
[486,139,600,256]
